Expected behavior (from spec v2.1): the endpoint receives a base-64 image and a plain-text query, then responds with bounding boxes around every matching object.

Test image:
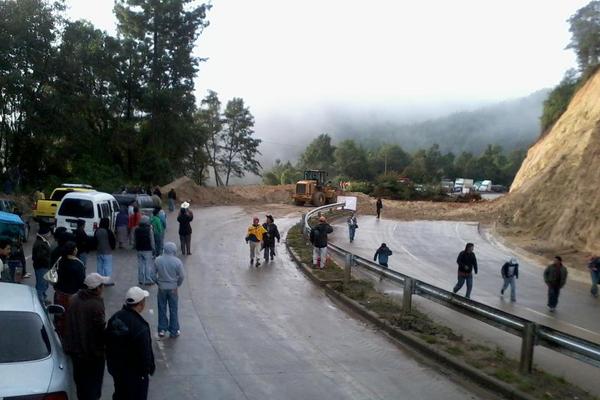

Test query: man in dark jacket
[544,256,568,312]
[376,198,383,219]
[262,215,280,263]
[32,225,52,303]
[588,256,600,298]
[500,257,519,302]
[106,286,155,400]
[452,243,478,299]
[167,188,177,212]
[74,220,91,266]
[63,273,109,400]
[309,216,333,269]
[177,202,193,255]
[134,216,155,285]
[374,243,392,268]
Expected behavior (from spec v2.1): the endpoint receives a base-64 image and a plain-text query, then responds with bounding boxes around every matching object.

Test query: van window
[58,198,94,218]
[112,201,120,213]
[100,203,110,218]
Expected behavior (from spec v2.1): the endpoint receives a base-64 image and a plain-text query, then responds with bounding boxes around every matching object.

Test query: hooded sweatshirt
[154,242,185,290]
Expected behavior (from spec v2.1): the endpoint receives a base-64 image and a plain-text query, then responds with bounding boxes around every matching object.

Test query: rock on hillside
[502,70,600,253]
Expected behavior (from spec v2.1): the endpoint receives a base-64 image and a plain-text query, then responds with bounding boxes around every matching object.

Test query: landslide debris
[500,69,600,254]
[161,177,294,206]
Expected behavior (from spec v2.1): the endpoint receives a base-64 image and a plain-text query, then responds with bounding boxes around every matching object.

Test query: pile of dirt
[161,177,294,206]
[499,69,600,254]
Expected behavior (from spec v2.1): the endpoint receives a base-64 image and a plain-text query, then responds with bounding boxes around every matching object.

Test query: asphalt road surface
[330,215,600,392]
[23,206,488,400]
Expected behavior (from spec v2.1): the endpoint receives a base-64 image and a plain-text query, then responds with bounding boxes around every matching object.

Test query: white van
[55,192,120,236]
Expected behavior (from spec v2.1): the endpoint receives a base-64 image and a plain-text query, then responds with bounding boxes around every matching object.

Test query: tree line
[0,0,260,192]
[263,134,526,187]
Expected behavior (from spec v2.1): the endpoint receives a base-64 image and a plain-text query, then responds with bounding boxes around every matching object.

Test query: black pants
[263,244,276,261]
[179,234,191,255]
[376,208,381,218]
[113,374,149,400]
[548,286,561,308]
[72,355,104,400]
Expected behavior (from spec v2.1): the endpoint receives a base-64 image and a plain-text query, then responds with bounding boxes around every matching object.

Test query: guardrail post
[300,213,306,236]
[519,322,536,374]
[344,254,353,286]
[402,277,414,315]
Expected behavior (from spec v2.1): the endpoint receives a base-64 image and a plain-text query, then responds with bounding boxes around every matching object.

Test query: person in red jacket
[128,206,142,245]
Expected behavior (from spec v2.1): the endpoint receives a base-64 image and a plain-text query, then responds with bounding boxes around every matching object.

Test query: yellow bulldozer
[293,170,337,206]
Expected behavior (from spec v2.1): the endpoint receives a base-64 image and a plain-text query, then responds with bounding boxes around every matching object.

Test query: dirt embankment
[161,177,294,206]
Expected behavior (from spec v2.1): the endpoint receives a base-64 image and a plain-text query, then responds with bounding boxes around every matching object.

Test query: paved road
[330,216,600,392]
[24,207,487,400]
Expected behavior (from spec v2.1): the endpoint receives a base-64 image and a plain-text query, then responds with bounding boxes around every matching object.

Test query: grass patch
[287,222,598,400]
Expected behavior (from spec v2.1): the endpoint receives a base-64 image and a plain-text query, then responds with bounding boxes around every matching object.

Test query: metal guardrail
[302,203,600,372]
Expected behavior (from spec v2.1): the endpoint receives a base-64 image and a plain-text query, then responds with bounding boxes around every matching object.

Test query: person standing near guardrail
[310,216,333,269]
[544,256,568,312]
[373,243,392,267]
[347,212,358,243]
[452,242,478,299]
[500,257,519,302]
[587,255,600,298]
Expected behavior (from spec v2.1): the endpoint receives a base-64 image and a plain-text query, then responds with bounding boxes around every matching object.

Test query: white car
[0,282,76,399]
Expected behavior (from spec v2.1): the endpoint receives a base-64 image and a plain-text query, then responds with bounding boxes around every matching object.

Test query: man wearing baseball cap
[105,286,155,400]
[63,273,110,400]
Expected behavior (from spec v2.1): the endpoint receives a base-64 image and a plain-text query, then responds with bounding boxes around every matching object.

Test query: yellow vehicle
[32,184,95,224]
[293,170,337,207]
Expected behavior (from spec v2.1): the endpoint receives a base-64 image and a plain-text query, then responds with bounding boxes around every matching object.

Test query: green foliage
[298,134,336,176]
[346,181,373,194]
[540,70,580,132]
[262,160,301,185]
[333,140,371,180]
[568,1,600,71]
[369,144,411,175]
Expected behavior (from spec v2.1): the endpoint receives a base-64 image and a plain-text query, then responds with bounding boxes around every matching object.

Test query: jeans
[97,254,113,278]
[72,355,104,400]
[112,374,149,400]
[547,286,561,309]
[137,251,154,285]
[263,244,275,262]
[79,252,88,267]
[348,226,356,242]
[34,268,49,302]
[501,276,517,301]
[378,261,388,268]
[313,246,328,267]
[590,269,599,297]
[154,233,164,257]
[157,288,180,335]
[168,198,175,212]
[179,234,191,255]
[453,274,473,298]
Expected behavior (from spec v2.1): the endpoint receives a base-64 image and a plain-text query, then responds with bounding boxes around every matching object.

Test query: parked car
[0,198,30,241]
[55,191,119,236]
[0,211,28,281]
[0,282,76,399]
[113,193,161,217]
[32,184,94,225]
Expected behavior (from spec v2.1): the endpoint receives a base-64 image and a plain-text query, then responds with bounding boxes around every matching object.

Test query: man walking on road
[347,212,358,243]
[134,216,155,285]
[106,287,155,400]
[376,198,383,219]
[310,216,333,269]
[588,255,600,298]
[177,202,193,255]
[500,257,519,302]
[262,215,280,263]
[154,242,185,338]
[246,217,267,267]
[63,273,109,400]
[167,188,177,212]
[94,218,116,285]
[453,243,478,299]
[374,243,392,268]
[544,256,568,312]
[32,225,52,303]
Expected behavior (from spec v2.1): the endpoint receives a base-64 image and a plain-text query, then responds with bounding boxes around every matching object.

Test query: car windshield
[0,311,51,363]
[51,189,73,201]
[0,222,24,240]
[58,198,94,218]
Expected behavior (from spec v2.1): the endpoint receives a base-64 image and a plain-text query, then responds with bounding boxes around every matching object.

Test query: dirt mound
[161,177,294,206]
[500,69,600,253]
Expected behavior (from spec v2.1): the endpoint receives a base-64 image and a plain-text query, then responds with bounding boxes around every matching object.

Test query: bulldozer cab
[304,170,327,185]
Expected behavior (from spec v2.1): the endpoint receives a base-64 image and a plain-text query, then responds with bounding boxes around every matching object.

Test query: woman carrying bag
[52,241,85,338]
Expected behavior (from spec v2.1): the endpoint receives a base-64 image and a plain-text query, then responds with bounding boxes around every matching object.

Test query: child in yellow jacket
[246,217,267,267]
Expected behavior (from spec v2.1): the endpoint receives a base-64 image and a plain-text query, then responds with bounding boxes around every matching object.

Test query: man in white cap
[177,201,193,255]
[105,286,155,400]
[500,257,519,302]
[63,272,110,400]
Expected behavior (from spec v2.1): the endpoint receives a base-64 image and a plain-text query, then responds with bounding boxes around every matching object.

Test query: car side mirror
[46,304,65,315]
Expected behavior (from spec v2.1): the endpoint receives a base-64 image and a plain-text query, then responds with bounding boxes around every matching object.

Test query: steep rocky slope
[501,70,600,253]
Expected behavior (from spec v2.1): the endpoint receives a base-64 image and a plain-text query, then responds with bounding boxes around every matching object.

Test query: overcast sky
[65,0,587,113]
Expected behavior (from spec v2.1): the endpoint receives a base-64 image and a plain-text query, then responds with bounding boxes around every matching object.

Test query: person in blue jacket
[374,243,392,268]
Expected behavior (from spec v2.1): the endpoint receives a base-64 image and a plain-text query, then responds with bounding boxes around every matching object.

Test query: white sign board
[337,195,357,211]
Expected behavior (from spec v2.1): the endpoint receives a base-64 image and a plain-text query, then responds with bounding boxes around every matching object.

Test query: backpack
[309,227,321,244]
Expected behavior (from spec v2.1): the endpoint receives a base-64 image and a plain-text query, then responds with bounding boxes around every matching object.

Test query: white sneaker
[158,331,166,337]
